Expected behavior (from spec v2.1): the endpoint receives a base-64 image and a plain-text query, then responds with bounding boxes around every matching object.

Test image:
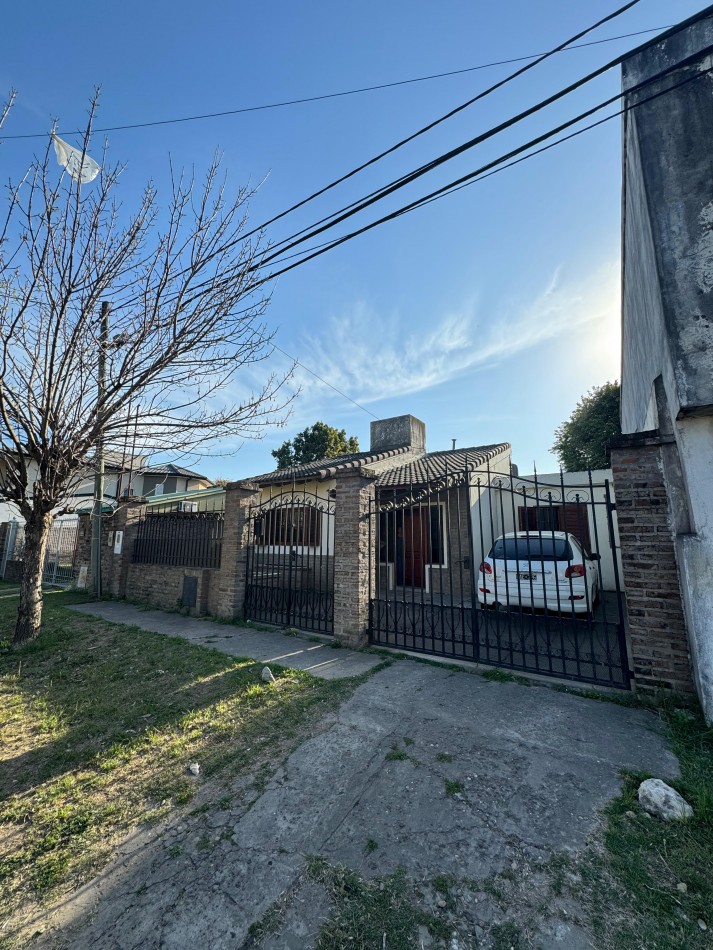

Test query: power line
[261,50,713,283]
[257,17,707,268]
[214,0,647,250]
[272,345,379,419]
[0,22,669,143]
[261,57,713,419]
[103,13,713,423]
[116,0,650,313]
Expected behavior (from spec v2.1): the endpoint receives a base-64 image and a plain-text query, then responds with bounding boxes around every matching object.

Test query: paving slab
[70,601,382,678]
[36,657,679,950]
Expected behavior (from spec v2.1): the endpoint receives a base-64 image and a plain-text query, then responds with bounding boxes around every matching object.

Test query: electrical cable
[110,0,656,315]
[199,1,648,250]
[259,51,713,284]
[75,0,651,317]
[258,21,708,267]
[0,20,667,143]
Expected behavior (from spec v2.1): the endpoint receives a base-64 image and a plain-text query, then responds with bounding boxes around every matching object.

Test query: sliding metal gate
[244,487,335,634]
[368,464,631,689]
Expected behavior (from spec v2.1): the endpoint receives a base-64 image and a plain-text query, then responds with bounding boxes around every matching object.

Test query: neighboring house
[0,451,212,519]
[70,460,211,506]
[619,12,713,718]
[126,464,212,498]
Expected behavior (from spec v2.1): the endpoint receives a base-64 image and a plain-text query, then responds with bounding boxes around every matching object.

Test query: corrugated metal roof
[373,444,511,487]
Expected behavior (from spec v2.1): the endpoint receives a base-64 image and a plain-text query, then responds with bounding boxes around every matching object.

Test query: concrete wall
[468,449,514,568]
[620,19,713,720]
[622,20,713,422]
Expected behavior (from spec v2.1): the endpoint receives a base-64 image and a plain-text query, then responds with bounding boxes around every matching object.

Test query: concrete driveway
[37,631,677,949]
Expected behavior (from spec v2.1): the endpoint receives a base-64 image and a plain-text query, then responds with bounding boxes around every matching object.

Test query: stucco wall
[621,20,713,721]
[620,108,672,433]
[622,23,713,420]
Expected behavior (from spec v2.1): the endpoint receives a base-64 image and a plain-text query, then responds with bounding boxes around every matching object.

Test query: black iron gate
[369,463,631,689]
[244,487,335,634]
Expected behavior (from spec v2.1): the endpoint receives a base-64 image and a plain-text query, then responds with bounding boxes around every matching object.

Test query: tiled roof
[373,444,511,487]
[250,443,510,487]
[252,446,415,485]
[139,464,208,480]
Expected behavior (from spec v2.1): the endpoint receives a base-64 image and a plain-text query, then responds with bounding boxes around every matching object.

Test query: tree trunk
[13,511,52,647]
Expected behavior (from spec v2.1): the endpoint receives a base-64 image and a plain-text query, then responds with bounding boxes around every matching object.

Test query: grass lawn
[0,591,364,949]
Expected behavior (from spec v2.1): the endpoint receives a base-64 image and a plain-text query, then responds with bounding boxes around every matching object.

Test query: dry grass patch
[0,593,360,948]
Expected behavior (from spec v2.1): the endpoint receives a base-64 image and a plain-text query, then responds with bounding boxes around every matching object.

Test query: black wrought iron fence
[132,511,223,569]
[368,461,631,690]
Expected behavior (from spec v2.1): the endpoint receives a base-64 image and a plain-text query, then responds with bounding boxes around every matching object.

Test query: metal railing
[132,510,223,569]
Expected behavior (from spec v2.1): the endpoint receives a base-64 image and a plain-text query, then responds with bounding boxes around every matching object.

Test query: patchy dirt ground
[28,659,678,950]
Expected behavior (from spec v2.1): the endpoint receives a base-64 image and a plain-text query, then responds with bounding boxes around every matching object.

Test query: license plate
[517,572,537,580]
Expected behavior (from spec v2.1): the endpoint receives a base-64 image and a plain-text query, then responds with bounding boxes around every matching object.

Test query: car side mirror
[588,553,601,561]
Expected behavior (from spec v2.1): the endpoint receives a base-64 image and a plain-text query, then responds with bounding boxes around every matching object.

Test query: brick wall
[333,471,376,649]
[207,482,260,618]
[123,563,214,613]
[611,436,695,695]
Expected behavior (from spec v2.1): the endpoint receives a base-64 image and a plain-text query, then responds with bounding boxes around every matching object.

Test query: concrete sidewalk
[70,601,383,679]
[37,654,679,950]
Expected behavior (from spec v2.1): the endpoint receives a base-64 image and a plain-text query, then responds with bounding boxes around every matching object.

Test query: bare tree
[0,100,292,645]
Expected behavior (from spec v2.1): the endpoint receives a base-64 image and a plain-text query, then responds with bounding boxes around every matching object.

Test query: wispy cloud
[293,262,620,406]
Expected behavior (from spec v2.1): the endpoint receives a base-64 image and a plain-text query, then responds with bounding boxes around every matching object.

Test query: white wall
[471,468,624,592]
[673,417,713,723]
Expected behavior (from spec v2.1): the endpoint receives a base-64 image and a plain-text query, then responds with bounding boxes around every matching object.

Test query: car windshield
[490,537,574,562]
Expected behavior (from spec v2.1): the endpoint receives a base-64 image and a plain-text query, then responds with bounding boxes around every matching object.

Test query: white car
[477,531,600,615]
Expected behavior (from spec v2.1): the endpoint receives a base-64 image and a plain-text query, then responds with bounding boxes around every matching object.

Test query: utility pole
[92,301,110,597]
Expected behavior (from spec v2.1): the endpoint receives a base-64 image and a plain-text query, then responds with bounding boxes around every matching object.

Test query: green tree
[551,382,622,472]
[272,421,360,470]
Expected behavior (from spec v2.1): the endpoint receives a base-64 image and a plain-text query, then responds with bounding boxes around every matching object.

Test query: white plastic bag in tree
[51,133,100,184]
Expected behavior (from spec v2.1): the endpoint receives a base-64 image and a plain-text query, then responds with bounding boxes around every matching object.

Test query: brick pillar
[73,513,93,588]
[611,435,695,696]
[333,471,376,649]
[107,499,147,598]
[209,481,261,619]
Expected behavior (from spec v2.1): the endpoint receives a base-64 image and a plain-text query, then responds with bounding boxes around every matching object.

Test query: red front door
[403,509,429,588]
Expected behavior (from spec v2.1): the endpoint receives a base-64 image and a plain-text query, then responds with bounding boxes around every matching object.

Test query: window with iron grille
[258,506,321,547]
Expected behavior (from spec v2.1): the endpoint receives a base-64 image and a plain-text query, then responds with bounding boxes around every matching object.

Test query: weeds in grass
[491,920,525,949]
[385,744,420,766]
[432,873,457,910]
[305,857,451,948]
[480,668,531,686]
[385,746,409,762]
[444,779,464,797]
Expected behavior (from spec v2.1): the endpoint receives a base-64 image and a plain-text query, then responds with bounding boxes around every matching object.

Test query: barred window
[257,506,321,547]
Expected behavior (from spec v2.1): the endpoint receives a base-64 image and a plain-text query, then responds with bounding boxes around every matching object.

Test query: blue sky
[0,1,703,479]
